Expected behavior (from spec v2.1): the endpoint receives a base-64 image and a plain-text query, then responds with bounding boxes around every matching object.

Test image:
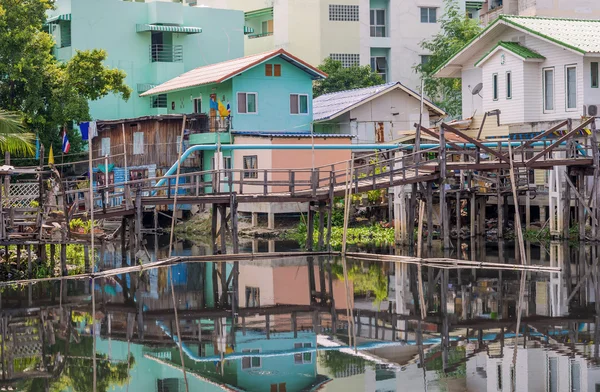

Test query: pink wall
[272,265,354,309]
[271,137,352,192]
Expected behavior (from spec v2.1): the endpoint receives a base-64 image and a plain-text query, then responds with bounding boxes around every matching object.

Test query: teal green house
[46,0,245,120]
[140,48,327,186]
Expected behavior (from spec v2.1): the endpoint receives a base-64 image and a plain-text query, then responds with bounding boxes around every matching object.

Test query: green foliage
[0,110,35,156]
[415,1,482,117]
[69,218,94,234]
[287,223,394,250]
[333,262,389,309]
[318,351,369,376]
[314,58,384,98]
[0,0,132,160]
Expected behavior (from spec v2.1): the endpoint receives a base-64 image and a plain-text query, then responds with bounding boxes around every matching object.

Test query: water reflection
[0,240,599,391]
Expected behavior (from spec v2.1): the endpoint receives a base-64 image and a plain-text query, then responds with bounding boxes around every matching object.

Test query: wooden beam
[414,124,469,152]
[442,123,509,162]
[517,120,569,152]
[527,117,594,165]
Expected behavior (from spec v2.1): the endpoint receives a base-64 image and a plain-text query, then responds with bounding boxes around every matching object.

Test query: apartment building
[46,0,244,120]
[198,0,481,92]
[480,0,600,25]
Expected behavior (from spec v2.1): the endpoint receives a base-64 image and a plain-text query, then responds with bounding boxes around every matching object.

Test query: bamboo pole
[341,155,356,349]
[88,126,95,273]
[122,123,128,184]
[416,200,427,320]
[168,115,187,258]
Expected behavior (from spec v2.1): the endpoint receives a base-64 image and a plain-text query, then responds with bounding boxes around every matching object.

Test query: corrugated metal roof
[141,49,327,97]
[232,131,353,138]
[313,82,446,122]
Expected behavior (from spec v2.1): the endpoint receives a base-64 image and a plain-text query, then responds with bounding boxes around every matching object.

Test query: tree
[416,1,481,117]
[0,0,132,160]
[314,58,384,97]
[0,110,35,156]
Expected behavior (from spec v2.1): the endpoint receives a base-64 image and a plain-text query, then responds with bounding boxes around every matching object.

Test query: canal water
[0,238,598,391]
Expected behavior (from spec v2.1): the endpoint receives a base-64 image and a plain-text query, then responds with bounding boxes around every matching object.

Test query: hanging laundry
[218,100,229,118]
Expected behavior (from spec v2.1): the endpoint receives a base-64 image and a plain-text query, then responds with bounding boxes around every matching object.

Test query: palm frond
[0,110,35,157]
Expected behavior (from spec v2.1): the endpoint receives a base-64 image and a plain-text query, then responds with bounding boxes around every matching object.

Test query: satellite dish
[471,83,483,96]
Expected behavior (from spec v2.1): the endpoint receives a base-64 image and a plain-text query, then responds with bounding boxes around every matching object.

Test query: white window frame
[133,132,144,155]
[241,348,261,370]
[212,156,232,179]
[592,61,599,88]
[492,73,499,101]
[294,343,312,364]
[237,92,258,114]
[420,7,437,23]
[101,137,111,157]
[543,67,555,113]
[193,97,202,113]
[290,94,309,115]
[565,64,577,111]
[370,9,386,37]
[506,71,512,100]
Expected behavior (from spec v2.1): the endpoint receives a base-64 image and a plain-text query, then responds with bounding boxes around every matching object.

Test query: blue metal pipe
[154,143,402,189]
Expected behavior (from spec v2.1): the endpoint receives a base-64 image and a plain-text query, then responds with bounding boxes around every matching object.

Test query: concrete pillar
[251,212,258,227]
[267,212,275,229]
[540,205,547,226]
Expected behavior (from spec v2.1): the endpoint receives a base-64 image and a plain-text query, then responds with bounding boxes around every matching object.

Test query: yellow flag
[48,145,55,165]
[218,100,229,118]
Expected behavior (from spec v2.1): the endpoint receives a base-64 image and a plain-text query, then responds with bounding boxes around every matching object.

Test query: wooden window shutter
[267,19,274,33]
[265,64,273,76]
[237,93,247,113]
[274,64,281,77]
[290,94,299,114]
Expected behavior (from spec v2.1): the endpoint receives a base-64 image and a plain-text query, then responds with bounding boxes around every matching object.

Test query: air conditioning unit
[584,104,600,117]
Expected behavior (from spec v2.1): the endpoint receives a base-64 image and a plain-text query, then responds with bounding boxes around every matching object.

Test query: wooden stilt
[564,170,572,240]
[426,181,433,248]
[306,201,315,251]
[497,171,504,238]
[317,202,325,251]
[439,126,450,249]
[456,192,461,239]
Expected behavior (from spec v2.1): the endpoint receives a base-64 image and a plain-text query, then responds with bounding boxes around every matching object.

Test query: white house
[313,82,446,144]
[435,15,600,137]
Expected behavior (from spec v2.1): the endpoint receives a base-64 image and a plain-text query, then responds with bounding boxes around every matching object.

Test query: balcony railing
[149,44,183,63]
[248,32,273,39]
[187,115,232,133]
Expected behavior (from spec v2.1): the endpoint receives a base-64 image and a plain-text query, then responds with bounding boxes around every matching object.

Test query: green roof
[474,41,545,67]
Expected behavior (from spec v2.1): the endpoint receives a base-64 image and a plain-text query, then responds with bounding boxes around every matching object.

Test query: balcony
[245,33,274,55]
[480,5,504,26]
[149,44,183,63]
[188,115,233,145]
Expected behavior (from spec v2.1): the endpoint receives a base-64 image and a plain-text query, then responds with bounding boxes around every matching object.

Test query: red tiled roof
[140,49,327,97]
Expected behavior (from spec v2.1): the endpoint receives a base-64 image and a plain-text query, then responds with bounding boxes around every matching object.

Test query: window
[420,7,437,23]
[270,384,287,392]
[237,93,257,114]
[243,156,258,179]
[571,361,581,392]
[370,9,386,37]
[241,349,261,369]
[274,64,281,77]
[492,73,498,100]
[60,22,71,48]
[193,98,202,113]
[129,169,148,182]
[370,56,387,82]
[566,65,577,110]
[246,286,260,307]
[329,5,359,21]
[290,94,309,114]
[330,53,360,68]
[548,357,558,392]
[97,172,114,187]
[420,55,431,65]
[506,71,512,99]
[101,138,111,157]
[265,64,273,76]
[543,68,555,111]
[593,62,599,88]
[133,132,144,155]
[151,94,167,108]
[294,343,312,364]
